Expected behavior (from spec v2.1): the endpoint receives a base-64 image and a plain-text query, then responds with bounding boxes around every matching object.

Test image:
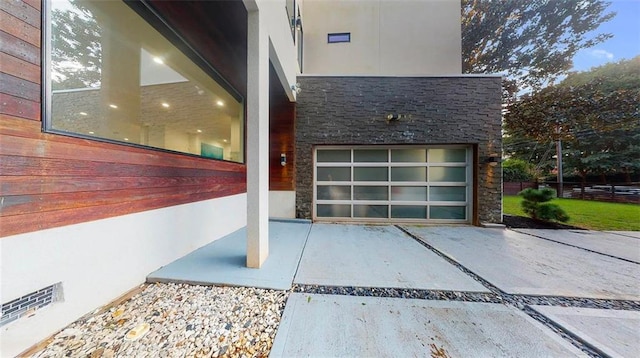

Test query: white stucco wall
[0,194,246,357]
[246,0,299,99]
[301,0,462,75]
[269,190,296,218]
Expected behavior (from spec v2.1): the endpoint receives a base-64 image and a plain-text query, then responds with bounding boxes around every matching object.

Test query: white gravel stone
[31,283,289,358]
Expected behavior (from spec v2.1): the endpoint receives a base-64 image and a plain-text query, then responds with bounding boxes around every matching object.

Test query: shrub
[503,158,535,182]
[519,188,570,222]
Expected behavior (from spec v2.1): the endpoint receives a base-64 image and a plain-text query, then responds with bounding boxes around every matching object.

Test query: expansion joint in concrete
[511,229,640,265]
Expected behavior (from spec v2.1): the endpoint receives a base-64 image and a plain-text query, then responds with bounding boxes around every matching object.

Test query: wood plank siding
[269,64,296,191]
[0,1,248,238]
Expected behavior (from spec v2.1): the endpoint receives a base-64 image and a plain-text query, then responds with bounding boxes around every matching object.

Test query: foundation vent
[1,282,63,326]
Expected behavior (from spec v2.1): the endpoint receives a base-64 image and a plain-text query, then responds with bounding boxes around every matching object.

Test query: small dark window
[328,33,350,43]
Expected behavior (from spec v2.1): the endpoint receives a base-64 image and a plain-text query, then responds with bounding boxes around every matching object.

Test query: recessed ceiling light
[124,138,129,141]
[223,139,228,143]
[88,131,94,134]
[161,102,170,108]
[79,112,88,116]
[196,129,202,133]
[109,104,118,109]
[153,57,164,64]
[216,100,224,107]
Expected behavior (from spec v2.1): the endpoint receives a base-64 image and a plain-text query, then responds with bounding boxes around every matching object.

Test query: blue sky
[571,0,640,72]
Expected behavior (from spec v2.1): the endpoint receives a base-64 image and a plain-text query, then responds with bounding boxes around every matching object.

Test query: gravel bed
[293,284,505,303]
[32,283,288,358]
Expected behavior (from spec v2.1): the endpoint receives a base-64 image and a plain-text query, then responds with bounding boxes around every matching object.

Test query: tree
[504,57,640,182]
[502,158,536,182]
[462,0,614,92]
[51,0,102,90]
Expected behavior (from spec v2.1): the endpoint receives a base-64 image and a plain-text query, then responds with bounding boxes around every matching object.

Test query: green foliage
[519,188,569,222]
[502,158,536,182]
[462,0,614,91]
[504,57,640,180]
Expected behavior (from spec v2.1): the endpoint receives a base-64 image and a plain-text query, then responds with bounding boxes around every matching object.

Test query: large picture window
[46,0,245,162]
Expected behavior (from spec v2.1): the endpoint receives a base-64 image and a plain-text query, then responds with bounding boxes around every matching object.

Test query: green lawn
[503,195,640,231]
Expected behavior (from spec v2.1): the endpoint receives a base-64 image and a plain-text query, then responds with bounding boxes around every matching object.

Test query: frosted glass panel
[429,148,466,162]
[354,205,388,218]
[354,149,388,162]
[391,206,427,218]
[317,204,351,217]
[317,167,351,181]
[391,167,426,181]
[354,167,388,181]
[391,149,426,162]
[429,167,465,182]
[317,186,351,200]
[391,186,427,201]
[430,206,466,220]
[354,186,388,200]
[317,150,350,162]
[430,187,466,201]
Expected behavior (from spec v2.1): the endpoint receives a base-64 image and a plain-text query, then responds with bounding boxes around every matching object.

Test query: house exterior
[0,0,501,355]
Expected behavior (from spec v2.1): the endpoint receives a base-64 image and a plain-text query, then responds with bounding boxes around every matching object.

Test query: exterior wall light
[386,113,409,123]
[281,153,287,166]
[484,155,501,166]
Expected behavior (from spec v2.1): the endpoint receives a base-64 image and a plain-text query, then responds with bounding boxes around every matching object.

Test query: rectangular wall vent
[1,283,63,326]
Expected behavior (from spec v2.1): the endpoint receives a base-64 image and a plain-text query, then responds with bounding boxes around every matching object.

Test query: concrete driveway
[272,224,640,357]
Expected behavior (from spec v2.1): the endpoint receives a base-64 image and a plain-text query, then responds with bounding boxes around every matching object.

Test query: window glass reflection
[50,0,244,162]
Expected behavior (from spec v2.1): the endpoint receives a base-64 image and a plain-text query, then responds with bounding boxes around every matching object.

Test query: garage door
[314,146,472,223]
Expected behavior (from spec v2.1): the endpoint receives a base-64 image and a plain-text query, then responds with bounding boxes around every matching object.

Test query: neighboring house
[0,0,501,355]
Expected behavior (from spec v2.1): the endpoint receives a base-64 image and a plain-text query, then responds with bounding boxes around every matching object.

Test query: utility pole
[556,121,563,198]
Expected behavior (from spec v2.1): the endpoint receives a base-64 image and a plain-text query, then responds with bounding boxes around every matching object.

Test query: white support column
[246,8,269,268]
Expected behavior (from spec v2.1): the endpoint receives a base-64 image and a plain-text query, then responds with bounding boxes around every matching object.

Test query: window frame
[42,0,246,163]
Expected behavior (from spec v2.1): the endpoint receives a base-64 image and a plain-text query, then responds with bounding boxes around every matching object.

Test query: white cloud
[590,49,614,60]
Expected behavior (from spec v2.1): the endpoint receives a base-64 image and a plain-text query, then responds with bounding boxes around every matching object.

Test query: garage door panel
[428,167,466,182]
[391,205,427,219]
[429,148,467,162]
[391,186,427,201]
[354,167,388,181]
[317,185,351,200]
[317,167,351,181]
[314,146,472,223]
[354,186,388,200]
[430,206,466,220]
[317,150,351,162]
[391,148,427,162]
[429,186,466,201]
[354,149,388,162]
[391,167,427,181]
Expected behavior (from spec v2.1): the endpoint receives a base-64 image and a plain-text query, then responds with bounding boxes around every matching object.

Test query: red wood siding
[0,1,246,238]
[269,64,296,191]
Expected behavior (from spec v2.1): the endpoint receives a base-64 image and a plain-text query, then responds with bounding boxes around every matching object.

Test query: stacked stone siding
[295,76,502,223]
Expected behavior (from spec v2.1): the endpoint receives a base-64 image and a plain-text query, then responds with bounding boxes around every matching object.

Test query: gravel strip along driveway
[31,284,288,358]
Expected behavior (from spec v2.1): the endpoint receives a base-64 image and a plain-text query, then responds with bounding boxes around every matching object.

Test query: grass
[503,195,640,231]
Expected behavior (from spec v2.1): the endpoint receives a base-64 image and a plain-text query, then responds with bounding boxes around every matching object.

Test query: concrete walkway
[271,294,582,357]
[147,222,640,357]
[147,220,311,290]
[294,224,488,292]
[403,226,640,300]
[514,229,640,263]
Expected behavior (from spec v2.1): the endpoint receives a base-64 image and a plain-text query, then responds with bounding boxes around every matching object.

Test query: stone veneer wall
[295,76,503,223]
